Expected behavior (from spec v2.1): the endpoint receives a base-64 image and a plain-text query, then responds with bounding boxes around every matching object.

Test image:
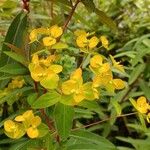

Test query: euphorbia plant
[0,0,149,149]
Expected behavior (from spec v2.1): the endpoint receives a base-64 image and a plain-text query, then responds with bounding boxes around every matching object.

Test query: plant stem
[72,112,137,131]
[58,0,80,41]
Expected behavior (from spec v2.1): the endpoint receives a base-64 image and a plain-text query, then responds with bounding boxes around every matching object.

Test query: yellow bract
[15,110,41,139]
[29,54,62,89]
[76,34,99,49]
[109,55,125,72]
[61,68,99,104]
[89,55,110,74]
[136,96,149,114]
[100,36,109,50]
[4,110,42,139]
[93,71,125,93]
[29,25,63,47]
[4,120,25,139]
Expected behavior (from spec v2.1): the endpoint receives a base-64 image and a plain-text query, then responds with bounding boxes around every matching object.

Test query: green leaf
[81,0,117,31]
[95,9,117,32]
[1,11,27,67]
[110,98,122,115]
[27,93,38,106]
[67,143,100,150]
[32,91,60,109]
[0,63,28,75]
[54,103,74,141]
[38,123,49,138]
[81,0,95,12]
[128,63,145,85]
[3,51,28,66]
[139,79,150,99]
[70,130,117,150]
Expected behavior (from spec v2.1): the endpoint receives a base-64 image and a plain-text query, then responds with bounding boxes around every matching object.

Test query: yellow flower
[29,28,48,43]
[76,34,99,49]
[62,68,99,103]
[29,54,62,89]
[4,120,25,139]
[130,96,150,114]
[89,55,110,74]
[15,110,41,139]
[29,25,62,47]
[100,36,109,50]
[43,25,62,47]
[48,25,63,38]
[109,55,125,72]
[93,71,125,93]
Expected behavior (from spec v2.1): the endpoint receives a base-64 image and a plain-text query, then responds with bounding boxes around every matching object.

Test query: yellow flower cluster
[130,96,150,123]
[29,25,62,47]
[29,54,62,89]
[4,110,41,139]
[61,68,99,104]
[0,76,24,98]
[75,30,109,53]
[90,55,125,93]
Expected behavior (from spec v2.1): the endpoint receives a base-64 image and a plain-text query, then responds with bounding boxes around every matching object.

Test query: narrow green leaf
[128,63,145,85]
[139,79,150,99]
[32,91,60,109]
[95,8,117,31]
[0,63,28,75]
[54,103,74,141]
[111,98,122,115]
[3,51,28,66]
[27,93,38,106]
[70,130,117,150]
[1,11,27,66]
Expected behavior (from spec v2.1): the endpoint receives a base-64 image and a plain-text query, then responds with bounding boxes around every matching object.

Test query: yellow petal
[30,65,46,81]
[74,92,85,103]
[49,25,63,38]
[89,36,99,48]
[90,55,103,68]
[43,36,56,46]
[31,116,41,128]
[4,120,16,132]
[62,80,77,95]
[27,127,39,139]
[15,115,25,122]
[23,110,34,123]
[113,79,125,90]
[4,123,25,139]
[40,73,59,89]
[83,82,99,100]
[98,63,110,74]
[76,35,88,48]
[70,68,82,81]
[32,54,39,64]
[29,29,37,43]
[100,36,109,49]
[48,65,63,74]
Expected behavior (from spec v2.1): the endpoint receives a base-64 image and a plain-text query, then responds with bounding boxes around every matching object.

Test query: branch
[72,112,137,131]
[58,0,80,41]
